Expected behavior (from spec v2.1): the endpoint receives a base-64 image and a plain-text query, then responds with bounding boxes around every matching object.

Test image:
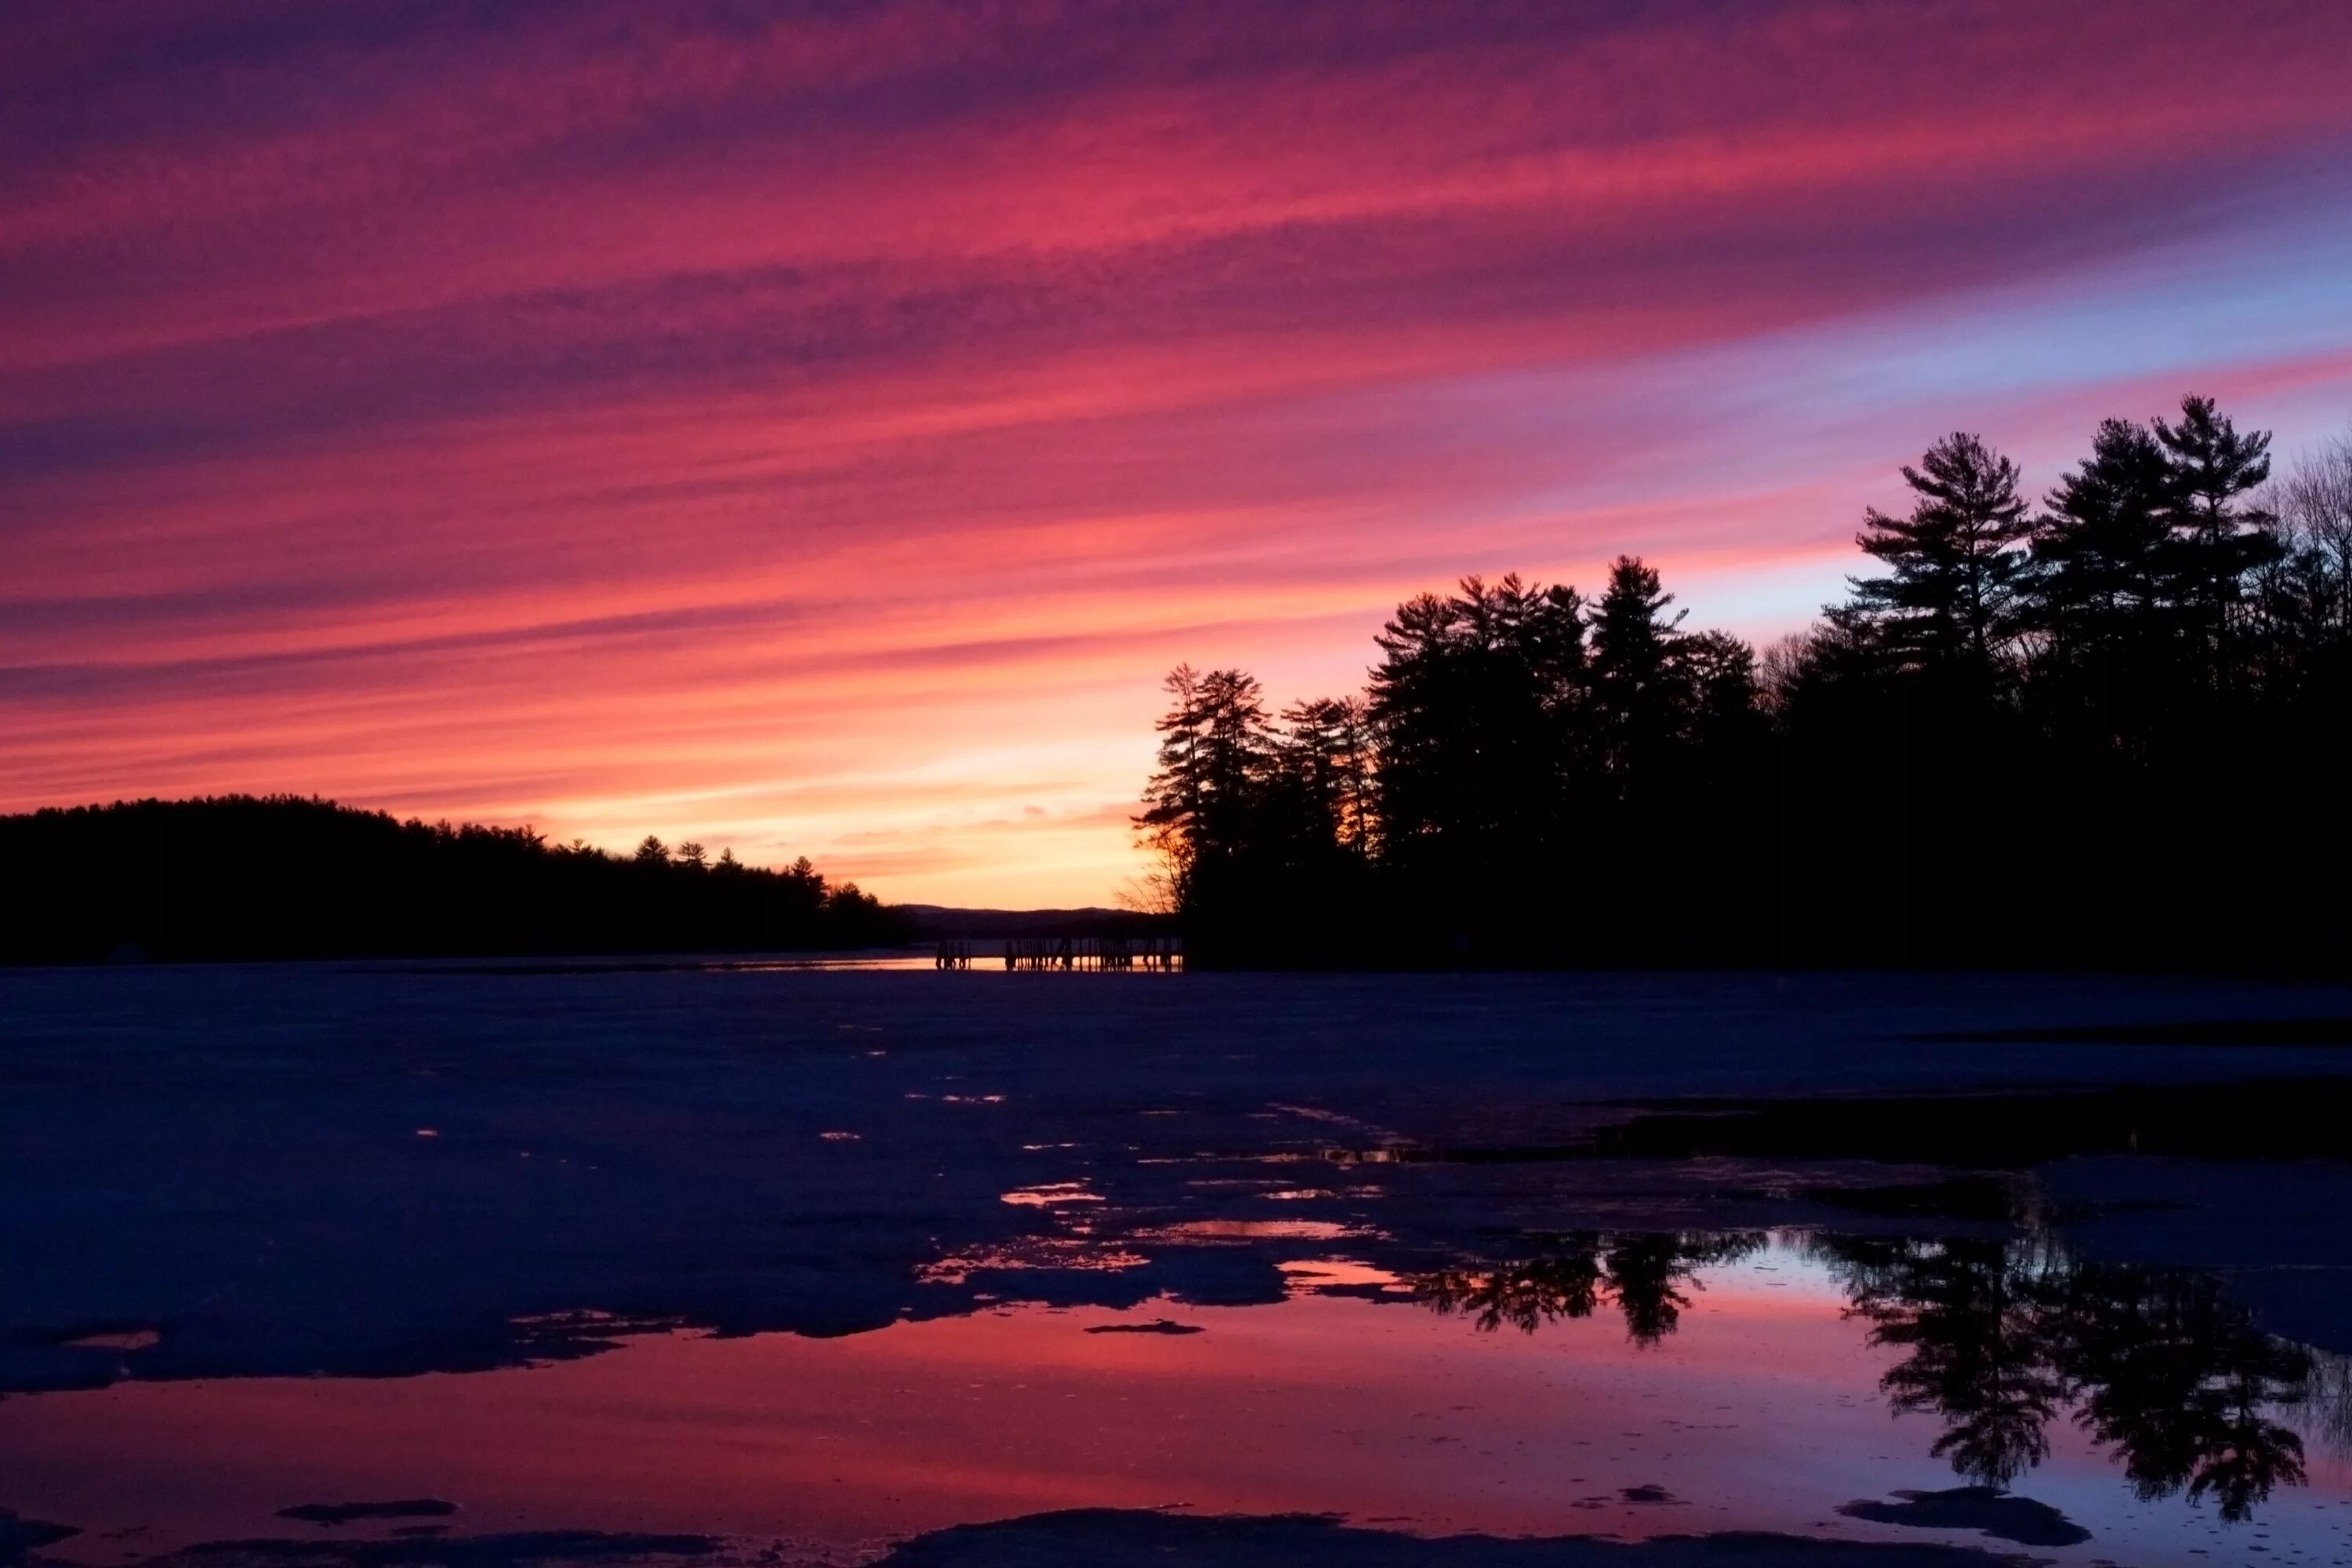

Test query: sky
[5,1,2352,908]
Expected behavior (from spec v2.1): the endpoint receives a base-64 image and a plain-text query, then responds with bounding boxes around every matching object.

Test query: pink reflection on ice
[2,1249,2345,1567]
[1142,1219,1370,1241]
[996,1182,1102,1207]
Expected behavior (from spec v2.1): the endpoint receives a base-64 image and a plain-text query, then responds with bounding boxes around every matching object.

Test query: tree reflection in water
[1415,1231,2331,1523]
[1829,1236,2070,1491]
[1820,1235,2316,1520]
[1417,1231,1765,1346]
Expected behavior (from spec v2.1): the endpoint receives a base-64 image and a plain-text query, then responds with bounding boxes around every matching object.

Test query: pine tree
[1675,630,1761,741]
[2153,394,2280,662]
[1276,696,1377,858]
[1367,575,1584,859]
[1587,555,1686,772]
[1137,664,1272,909]
[2031,418,2173,661]
[1851,433,2032,681]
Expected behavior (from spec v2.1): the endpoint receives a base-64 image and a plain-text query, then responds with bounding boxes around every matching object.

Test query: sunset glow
[9,2,2352,904]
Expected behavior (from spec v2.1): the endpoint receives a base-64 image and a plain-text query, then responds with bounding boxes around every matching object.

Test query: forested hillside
[0,796,906,963]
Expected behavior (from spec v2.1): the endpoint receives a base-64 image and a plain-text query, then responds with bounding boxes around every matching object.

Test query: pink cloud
[5,0,2351,902]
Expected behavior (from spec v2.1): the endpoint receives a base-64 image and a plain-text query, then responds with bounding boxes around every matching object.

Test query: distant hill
[0,795,909,964]
[897,904,1173,939]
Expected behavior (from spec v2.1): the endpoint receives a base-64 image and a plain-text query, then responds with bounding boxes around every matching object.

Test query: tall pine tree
[2153,394,2280,665]
[2031,417,2173,662]
[1587,555,1687,777]
[1851,433,2031,684]
[1138,665,1272,913]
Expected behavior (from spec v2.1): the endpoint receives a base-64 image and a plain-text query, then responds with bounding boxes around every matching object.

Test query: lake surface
[5,966,2352,1566]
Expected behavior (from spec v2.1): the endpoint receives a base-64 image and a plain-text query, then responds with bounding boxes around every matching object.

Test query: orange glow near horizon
[8,2,2352,904]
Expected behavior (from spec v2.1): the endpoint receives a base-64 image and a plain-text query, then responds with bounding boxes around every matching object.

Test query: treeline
[0,795,908,964]
[1142,396,2352,974]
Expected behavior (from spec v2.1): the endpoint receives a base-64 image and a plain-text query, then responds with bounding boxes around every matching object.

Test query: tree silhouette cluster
[1142,397,2352,971]
[1417,1231,2329,1524]
[0,795,906,963]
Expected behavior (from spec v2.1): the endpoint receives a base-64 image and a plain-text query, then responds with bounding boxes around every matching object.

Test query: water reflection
[1419,1231,1765,1345]
[1828,1236,2070,1494]
[1415,1230,2333,1523]
[8,1232,2351,1564]
[1828,1235,2314,1522]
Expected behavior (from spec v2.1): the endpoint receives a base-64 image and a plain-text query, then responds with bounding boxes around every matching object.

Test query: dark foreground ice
[4,964,2352,1566]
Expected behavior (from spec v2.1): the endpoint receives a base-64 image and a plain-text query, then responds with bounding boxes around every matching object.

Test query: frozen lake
[5,965,2352,1566]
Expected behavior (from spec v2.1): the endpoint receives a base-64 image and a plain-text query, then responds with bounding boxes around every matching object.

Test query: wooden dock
[935,936,1181,971]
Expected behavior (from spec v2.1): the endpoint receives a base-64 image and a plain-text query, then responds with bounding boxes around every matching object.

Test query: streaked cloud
[6,0,2350,902]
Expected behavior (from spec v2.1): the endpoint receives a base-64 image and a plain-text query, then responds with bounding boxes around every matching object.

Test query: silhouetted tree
[2276,426,2352,635]
[1367,575,1587,957]
[1138,393,2348,977]
[2031,417,2176,673]
[1136,665,1286,957]
[1275,696,1378,860]
[2250,429,2352,697]
[1851,432,2032,685]
[1587,556,1687,781]
[2154,394,2280,666]
[1677,630,1762,742]
[1143,666,1271,857]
